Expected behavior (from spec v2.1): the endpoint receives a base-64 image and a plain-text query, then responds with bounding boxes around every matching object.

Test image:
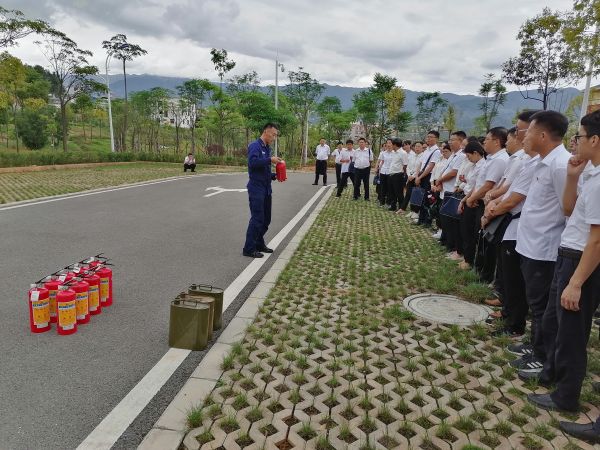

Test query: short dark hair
[320,137,326,140]
[337,141,343,145]
[463,141,485,157]
[508,126,517,136]
[358,137,366,142]
[414,141,423,146]
[478,136,485,145]
[427,130,440,139]
[530,110,569,140]
[262,122,279,132]
[188,153,193,155]
[442,143,452,152]
[580,109,600,139]
[488,126,508,148]
[451,131,467,140]
[467,135,479,143]
[517,110,541,123]
[403,140,412,146]
[392,138,403,147]
[346,139,354,144]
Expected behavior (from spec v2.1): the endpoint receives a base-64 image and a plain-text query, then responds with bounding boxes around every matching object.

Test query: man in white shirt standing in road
[313,138,330,186]
[509,110,571,375]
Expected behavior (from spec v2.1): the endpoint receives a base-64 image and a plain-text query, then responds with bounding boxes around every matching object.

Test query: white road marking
[203,186,248,197]
[76,185,329,450]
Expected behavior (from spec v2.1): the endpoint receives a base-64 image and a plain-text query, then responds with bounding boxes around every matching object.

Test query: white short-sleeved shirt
[406,151,418,176]
[315,144,330,160]
[419,145,441,174]
[560,164,600,251]
[502,149,526,186]
[440,151,465,194]
[389,149,408,174]
[456,153,473,191]
[332,149,342,164]
[354,148,373,169]
[501,154,538,242]
[379,151,395,175]
[464,158,486,196]
[484,149,510,184]
[516,144,571,261]
[339,149,353,173]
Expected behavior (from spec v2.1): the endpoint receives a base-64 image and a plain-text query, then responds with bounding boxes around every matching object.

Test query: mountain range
[103,74,581,131]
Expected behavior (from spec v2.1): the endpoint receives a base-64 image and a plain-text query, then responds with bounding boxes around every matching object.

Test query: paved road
[0,171,319,450]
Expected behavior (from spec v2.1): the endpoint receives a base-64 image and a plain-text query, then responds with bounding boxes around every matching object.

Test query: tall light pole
[105,54,115,152]
[274,56,284,157]
[579,23,599,122]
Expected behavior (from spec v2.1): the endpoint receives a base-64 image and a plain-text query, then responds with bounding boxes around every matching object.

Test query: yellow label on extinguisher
[89,285,99,311]
[32,298,50,327]
[75,292,89,319]
[58,301,76,329]
[49,290,58,318]
[100,278,109,303]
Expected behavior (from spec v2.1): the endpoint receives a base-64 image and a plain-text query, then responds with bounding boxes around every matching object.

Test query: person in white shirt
[417,131,442,226]
[458,140,486,270]
[388,138,408,211]
[436,131,467,253]
[509,110,571,376]
[399,141,421,212]
[313,138,330,186]
[331,142,343,188]
[184,153,196,172]
[376,139,395,206]
[336,139,355,197]
[353,137,374,201]
[465,127,510,283]
[526,110,600,417]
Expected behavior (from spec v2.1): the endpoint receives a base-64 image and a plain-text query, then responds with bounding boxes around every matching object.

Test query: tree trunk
[122,59,128,152]
[60,102,68,152]
[12,105,19,153]
[5,109,9,148]
[191,126,195,155]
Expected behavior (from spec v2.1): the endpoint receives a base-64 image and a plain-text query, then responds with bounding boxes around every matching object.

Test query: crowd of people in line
[313,109,600,443]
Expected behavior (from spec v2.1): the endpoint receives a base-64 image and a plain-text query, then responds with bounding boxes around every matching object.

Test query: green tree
[0,6,50,48]
[443,105,457,137]
[385,86,410,136]
[415,92,448,135]
[370,73,396,151]
[316,96,342,142]
[102,34,147,151]
[16,107,48,149]
[210,48,236,89]
[0,52,26,151]
[176,79,213,155]
[502,7,585,110]
[227,71,260,96]
[352,90,378,143]
[210,49,236,146]
[72,93,94,140]
[326,109,357,142]
[477,73,507,131]
[284,67,324,164]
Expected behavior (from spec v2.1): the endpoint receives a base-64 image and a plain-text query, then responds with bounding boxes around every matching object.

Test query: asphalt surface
[0,171,320,450]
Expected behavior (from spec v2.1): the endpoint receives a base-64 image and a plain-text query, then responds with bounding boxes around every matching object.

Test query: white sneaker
[432,230,442,239]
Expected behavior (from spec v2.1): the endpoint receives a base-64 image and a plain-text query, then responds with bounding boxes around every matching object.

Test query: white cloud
[4,0,583,94]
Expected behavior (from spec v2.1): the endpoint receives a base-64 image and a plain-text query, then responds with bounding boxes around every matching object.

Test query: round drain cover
[403,293,492,325]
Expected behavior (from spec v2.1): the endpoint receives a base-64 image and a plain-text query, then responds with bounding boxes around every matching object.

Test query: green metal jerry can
[188,284,224,331]
[168,298,210,351]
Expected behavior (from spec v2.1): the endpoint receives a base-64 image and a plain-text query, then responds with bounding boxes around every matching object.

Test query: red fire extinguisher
[276,161,287,182]
[43,276,62,324]
[71,278,90,324]
[56,286,77,335]
[84,272,102,315]
[28,283,51,333]
[96,265,113,307]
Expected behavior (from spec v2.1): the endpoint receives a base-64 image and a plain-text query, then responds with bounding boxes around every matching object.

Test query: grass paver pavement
[0,163,243,204]
[185,192,600,450]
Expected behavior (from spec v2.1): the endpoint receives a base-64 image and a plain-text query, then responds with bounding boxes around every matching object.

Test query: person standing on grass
[336,140,354,197]
[184,153,196,172]
[376,139,394,207]
[416,131,441,226]
[353,137,373,201]
[243,123,283,259]
[400,141,423,214]
[388,138,408,212]
[332,141,343,188]
[313,138,330,186]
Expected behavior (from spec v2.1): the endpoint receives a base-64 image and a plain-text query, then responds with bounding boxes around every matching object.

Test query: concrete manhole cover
[403,293,492,326]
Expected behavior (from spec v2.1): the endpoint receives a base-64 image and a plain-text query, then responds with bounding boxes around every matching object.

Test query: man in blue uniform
[243,123,282,258]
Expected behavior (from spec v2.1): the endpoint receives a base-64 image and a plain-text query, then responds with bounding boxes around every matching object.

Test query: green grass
[0,162,243,204]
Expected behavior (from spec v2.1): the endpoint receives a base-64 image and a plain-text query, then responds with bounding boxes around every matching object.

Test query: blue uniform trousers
[243,190,272,253]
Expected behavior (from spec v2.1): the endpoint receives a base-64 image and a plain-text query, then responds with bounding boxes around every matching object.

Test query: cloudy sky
[5,0,583,94]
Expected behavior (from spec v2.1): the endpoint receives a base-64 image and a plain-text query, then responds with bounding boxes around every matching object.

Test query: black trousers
[184,163,196,172]
[460,204,478,265]
[378,173,389,205]
[388,173,407,210]
[500,240,528,334]
[401,179,415,210]
[417,176,432,225]
[336,172,351,196]
[474,202,497,283]
[335,163,342,187]
[520,256,556,361]
[315,160,327,184]
[540,250,600,410]
[439,193,458,252]
[353,167,370,200]
[243,191,272,253]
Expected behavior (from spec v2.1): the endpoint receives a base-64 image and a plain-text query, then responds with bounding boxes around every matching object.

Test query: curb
[137,186,334,450]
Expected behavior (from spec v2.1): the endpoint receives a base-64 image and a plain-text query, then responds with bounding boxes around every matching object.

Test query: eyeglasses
[573,134,588,142]
[515,128,528,134]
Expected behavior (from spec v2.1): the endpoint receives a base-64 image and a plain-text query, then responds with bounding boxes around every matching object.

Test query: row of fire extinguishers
[27,254,113,335]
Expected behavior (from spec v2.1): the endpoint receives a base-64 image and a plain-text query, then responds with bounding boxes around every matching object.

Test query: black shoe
[491,329,524,340]
[364,198,369,201]
[509,354,543,372]
[559,421,600,444]
[312,183,318,185]
[518,370,552,388]
[527,393,576,413]
[323,183,327,186]
[335,194,341,197]
[507,343,533,357]
[243,251,264,258]
[257,246,273,253]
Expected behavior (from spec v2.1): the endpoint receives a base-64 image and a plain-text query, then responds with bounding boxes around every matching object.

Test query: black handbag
[373,173,380,185]
[409,187,426,207]
[440,195,462,219]
[483,212,520,245]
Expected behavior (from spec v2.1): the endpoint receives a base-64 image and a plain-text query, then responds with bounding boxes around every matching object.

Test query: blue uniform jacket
[247,138,274,195]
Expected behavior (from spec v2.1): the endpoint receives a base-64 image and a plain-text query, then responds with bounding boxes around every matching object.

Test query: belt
[558,247,583,259]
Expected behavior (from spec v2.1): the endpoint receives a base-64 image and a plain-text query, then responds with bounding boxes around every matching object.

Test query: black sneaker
[491,329,524,340]
[507,343,533,357]
[516,356,544,373]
